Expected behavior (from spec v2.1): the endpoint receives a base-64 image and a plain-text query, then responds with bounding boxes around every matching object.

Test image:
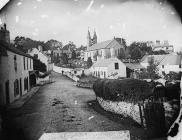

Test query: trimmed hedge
[93,79,155,103]
[78,75,98,84]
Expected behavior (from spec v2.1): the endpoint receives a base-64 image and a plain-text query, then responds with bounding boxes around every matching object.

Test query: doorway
[20,78,22,96]
[5,80,10,105]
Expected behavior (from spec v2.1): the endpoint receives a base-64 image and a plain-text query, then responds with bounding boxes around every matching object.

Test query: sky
[0,0,182,51]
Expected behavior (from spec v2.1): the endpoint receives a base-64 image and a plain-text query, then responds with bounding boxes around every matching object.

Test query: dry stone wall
[96,97,145,126]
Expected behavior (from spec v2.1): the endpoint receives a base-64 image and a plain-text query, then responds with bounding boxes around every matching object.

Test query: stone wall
[97,96,178,132]
[96,97,145,126]
[53,65,80,82]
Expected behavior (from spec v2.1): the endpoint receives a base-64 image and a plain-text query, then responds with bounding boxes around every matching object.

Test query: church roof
[87,39,122,51]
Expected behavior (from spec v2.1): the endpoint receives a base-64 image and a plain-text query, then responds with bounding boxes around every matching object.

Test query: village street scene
[0,0,182,140]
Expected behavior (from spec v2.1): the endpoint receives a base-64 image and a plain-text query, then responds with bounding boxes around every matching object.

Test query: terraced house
[0,24,34,106]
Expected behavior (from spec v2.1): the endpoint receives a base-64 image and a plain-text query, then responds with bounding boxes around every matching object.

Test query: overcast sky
[0,0,182,51]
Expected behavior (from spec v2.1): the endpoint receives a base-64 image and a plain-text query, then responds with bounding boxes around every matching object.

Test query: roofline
[87,39,123,52]
[0,43,34,59]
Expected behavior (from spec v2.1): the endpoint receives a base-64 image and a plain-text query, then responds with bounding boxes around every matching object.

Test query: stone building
[84,36,125,62]
[0,24,34,106]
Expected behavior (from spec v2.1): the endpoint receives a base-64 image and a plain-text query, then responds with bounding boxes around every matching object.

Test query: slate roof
[160,55,181,65]
[140,55,166,64]
[125,63,144,70]
[92,58,121,67]
[140,54,181,65]
[87,39,122,51]
[0,42,33,58]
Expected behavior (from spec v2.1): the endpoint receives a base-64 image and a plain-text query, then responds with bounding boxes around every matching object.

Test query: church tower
[87,29,92,47]
[87,28,97,48]
[92,30,97,45]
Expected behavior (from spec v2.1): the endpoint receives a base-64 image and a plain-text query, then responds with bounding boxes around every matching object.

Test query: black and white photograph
[0,0,182,139]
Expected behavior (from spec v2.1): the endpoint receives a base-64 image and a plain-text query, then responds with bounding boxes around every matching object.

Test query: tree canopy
[61,53,68,64]
[87,57,93,68]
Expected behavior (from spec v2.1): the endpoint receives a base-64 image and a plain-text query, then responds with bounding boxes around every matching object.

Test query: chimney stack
[0,23,10,44]
[114,37,122,44]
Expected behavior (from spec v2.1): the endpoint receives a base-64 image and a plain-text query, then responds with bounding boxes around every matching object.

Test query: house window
[98,71,100,78]
[14,79,19,97]
[179,65,181,68]
[34,54,38,59]
[30,59,31,69]
[162,65,164,68]
[104,72,106,78]
[115,63,119,69]
[24,77,28,91]
[27,58,28,70]
[24,57,26,70]
[14,55,17,72]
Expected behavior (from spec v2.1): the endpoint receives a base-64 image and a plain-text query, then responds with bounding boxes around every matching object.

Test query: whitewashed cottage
[91,58,127,79]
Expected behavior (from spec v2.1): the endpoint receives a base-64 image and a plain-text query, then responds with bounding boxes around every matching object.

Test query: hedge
[93,79,181,103]
[93,79,155,103]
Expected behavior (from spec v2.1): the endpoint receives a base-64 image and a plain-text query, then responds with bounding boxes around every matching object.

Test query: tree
[14,36,49,52]
[87,57,93,68]
[146,57,160,79]
[45,39,63,50]
[33,58,47,72]
[138,57,160,80]
[121,38,127,49]
[71,50,76,59]
[130,47,142,60]
[61,53,68,64]
[117,48,125,59]
[128,41,152,59]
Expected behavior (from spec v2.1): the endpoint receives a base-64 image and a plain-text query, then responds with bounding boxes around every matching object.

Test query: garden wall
[53,65,80,82]
[96,97,145,126]
[96,96,178,135]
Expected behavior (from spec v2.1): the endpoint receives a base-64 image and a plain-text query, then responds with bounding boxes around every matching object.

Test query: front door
[5,80,10,104]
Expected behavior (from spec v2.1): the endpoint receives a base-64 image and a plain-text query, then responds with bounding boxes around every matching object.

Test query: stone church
[84,29,126,62]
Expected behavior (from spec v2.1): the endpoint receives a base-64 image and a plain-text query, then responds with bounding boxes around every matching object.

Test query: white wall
[108,61,126,79]
[0,50,33,105]
[92,67,108,79]
[159,65,181,74]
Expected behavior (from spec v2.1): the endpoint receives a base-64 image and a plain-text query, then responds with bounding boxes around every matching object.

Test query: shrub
[78,75,98,84]
[164,72,181,81]
[165,81,180,100]
[93,79,155,103]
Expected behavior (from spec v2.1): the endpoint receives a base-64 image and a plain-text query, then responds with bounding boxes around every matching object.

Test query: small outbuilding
[91,58,126,79]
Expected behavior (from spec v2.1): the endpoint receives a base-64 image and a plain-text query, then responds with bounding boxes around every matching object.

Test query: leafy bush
[78,75,98,84]
[164,72,181,81]
[93,79,155,102]
[165,81,180,100]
